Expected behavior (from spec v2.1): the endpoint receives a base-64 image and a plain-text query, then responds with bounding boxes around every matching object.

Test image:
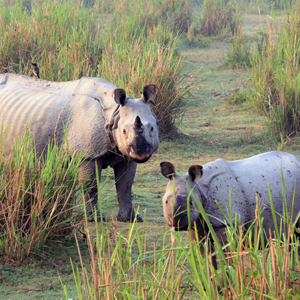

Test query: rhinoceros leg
[191,221,218,270]
[79,159,104,221]
[113,160,143,222]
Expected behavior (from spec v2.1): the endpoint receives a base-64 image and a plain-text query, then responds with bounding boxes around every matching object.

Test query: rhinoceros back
[227,151,300,227]
[0,73,80,157]
[197,158,250,227]
[0,74,118,159]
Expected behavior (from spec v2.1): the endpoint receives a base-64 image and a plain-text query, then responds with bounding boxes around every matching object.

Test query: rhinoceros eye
[150,126,154,132]
[123,129,126,135]
[166,200,168,204]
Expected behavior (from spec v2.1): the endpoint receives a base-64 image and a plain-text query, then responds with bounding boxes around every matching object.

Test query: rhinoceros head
[113,84,159,163]
[160,162,205,230]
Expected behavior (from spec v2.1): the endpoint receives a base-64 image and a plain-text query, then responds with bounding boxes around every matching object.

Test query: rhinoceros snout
[165,202,189,230]
[128,142,153,163]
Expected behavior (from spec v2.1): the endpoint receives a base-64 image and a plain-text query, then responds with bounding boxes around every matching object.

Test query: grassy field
[1,0,300,299]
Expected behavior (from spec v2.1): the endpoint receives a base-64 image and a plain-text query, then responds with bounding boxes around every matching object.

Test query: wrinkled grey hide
[161,151,300,268]
[0,74,159,222]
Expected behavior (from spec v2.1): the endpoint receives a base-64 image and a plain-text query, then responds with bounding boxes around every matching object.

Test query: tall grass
[0,0,195,137]
[250,1,300,136]
[63,212,194,299]
[0,130,85,262]
[223,24,252,69]
[199,0,242,38]
[65,187,300,299]
[0,0,101,80]
[241,0,295,14]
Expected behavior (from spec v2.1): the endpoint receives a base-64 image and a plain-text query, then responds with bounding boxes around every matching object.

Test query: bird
[31,63,40,79]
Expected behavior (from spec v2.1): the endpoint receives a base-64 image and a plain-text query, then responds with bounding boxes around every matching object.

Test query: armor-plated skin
[0,74,159,222]
[161,151,300,268]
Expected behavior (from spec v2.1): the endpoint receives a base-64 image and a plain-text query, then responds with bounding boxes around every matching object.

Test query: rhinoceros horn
[134,116,143,133]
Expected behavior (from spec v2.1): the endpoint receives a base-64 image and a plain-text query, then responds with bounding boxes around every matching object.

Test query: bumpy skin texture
[0,74,159,222]
[161,151,300,268]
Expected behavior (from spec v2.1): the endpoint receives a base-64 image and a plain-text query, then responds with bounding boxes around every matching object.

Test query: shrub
[0,131,85,262]
[250,1,300,136]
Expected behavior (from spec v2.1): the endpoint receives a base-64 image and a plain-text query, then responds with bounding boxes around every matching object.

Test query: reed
[0,0,194,137]
[65,181,300,299]
[199,0,242,38]
[250,1,300,136]
[0,130,85,262]
[223,24,252,69]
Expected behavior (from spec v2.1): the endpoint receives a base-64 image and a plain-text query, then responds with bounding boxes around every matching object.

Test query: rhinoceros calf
[0,73,159,222]
[160,151,300,268]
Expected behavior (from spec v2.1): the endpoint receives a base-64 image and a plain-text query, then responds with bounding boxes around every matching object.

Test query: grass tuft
[223,24,252,69]
[199,0,242,38]
[250,2,300,136]
[0,130,85,262]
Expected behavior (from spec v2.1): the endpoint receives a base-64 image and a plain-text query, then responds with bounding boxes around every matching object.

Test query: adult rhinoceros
[0,73,159,222]
[160,151,300,268]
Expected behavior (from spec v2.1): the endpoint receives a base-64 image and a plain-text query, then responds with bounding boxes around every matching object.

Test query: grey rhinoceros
[160,151,300,268]
[0,73,159,222]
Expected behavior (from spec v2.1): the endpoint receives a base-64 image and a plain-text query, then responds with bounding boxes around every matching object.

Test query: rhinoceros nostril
[146,144,152,154]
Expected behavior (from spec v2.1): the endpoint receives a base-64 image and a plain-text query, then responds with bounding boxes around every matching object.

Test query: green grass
[249,1,300,136]
[0,130,85,262]
[199,0,242,38]
[61,184,300,299]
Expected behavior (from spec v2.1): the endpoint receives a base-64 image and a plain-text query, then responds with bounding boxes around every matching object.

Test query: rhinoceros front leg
[191,220,218,270]
[113,160,143,222]
[79,159,104,221]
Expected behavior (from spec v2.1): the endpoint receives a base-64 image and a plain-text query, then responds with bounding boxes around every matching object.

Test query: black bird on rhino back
[0,73,159,222]
[31,63,40,79]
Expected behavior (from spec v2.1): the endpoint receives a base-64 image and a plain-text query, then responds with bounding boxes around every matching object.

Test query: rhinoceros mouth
[130,153,152,163]
[168,222,189,231]
[167,216,189,231]
[128,143,153,163]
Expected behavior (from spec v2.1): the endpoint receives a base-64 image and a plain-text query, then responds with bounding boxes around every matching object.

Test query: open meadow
[1,0,300,299]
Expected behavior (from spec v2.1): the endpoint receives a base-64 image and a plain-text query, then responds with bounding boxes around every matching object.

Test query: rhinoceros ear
[114,88,127,106]
[142,84,157,104]
[188,165,203,182]
[160,161,175,180]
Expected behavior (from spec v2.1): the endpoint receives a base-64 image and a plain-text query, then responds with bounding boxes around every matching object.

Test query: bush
[250,1,300,136]
[0,131,85,262]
